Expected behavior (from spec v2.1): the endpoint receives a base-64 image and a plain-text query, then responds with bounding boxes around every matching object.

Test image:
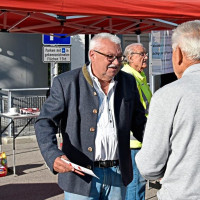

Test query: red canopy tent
[1,0,200,35]
[1,0,200,19]
[0,10,178,35]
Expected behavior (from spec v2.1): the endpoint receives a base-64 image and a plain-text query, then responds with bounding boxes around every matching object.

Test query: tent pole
[149,32,155,93]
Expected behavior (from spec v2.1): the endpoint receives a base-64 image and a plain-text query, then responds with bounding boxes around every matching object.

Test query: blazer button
[93,109,98,114]
[88,147,93,152]
[86,165,92,169]
[90,127,95,132]
[93,91,97,96]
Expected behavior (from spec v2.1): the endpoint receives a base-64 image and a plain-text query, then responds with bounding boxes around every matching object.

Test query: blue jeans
[125,149,146,200]
[64,166,126,200]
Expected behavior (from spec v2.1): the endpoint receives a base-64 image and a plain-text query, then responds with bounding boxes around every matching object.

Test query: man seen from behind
[136,20,200,200]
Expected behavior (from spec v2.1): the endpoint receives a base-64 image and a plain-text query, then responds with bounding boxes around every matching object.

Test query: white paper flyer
[61,158,99,179]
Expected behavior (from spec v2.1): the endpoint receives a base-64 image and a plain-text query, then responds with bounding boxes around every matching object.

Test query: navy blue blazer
[35,65,146,196]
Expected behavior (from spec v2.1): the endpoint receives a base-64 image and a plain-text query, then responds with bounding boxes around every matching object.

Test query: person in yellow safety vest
[122,43,152,200]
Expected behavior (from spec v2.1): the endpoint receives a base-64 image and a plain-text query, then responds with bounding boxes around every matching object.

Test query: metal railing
[0,88,49,137]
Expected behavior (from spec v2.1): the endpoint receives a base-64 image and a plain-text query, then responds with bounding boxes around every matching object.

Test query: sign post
[42,34,71,86]
[50,62,58,86]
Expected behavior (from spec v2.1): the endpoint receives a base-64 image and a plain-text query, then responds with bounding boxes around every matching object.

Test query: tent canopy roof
[1,0,200,19]
[0,10,178,35]
[1,0,200,35]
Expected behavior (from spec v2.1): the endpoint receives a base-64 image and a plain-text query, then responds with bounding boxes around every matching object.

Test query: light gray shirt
[136,64,200,200]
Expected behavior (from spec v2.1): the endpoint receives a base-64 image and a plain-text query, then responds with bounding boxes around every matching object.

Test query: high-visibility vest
[122,64,152,148]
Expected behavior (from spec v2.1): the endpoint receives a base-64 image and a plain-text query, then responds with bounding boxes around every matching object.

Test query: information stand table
[0,112,39,175]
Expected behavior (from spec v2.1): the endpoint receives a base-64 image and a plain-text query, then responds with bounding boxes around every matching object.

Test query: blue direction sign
[43,34,71,45]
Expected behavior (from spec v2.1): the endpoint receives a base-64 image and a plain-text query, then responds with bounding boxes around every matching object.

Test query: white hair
[89,33,121,51]
[88,33,121,61]
[124,43,145,63]
[172,20,200,60]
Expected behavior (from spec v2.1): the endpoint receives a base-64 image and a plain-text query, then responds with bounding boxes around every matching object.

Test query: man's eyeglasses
[131,52,148,57]
[94,50,125,63]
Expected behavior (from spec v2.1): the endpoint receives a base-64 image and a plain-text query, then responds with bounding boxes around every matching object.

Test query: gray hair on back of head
[172,20,200,60]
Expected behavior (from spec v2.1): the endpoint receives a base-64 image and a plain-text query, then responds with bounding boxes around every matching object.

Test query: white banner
[150,30,173,75]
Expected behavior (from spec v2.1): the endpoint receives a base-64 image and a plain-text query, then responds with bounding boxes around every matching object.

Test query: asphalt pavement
[0,136,159,200]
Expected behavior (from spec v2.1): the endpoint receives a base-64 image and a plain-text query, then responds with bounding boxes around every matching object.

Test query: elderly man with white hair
[35,32,146,200]
[136,20,200,200]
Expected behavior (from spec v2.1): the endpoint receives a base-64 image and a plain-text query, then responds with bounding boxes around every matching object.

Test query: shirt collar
[123,63,146,82]
[87,64,115,84]
[182,63,200,77]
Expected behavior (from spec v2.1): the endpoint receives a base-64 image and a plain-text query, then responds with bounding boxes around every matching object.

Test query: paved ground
[0,137,159,200]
